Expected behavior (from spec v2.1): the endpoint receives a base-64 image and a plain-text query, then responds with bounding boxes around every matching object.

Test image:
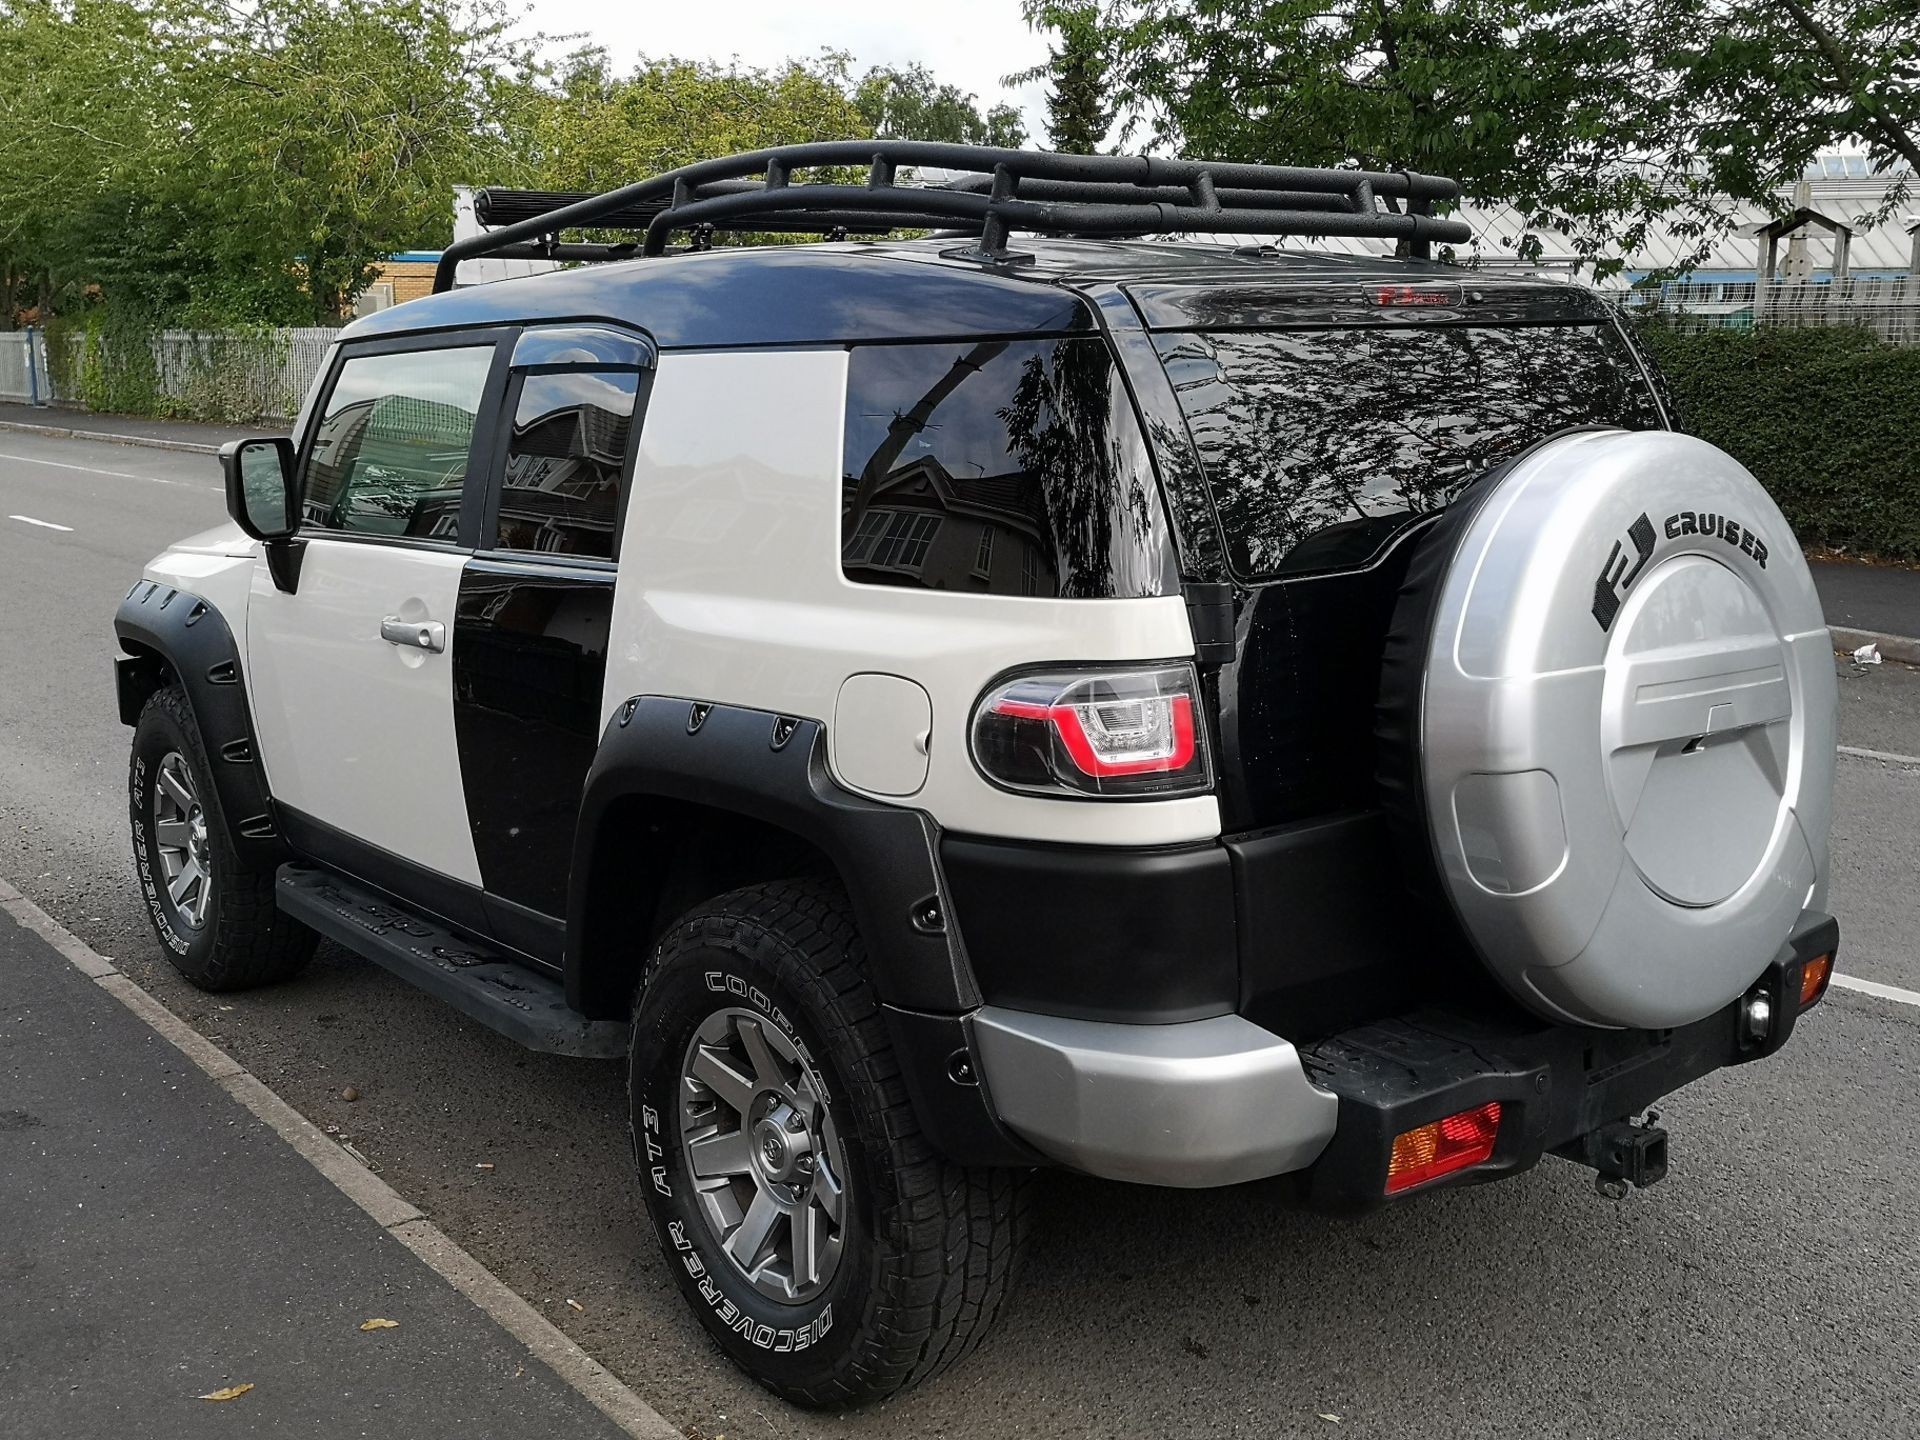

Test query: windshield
[1156,323,1665,582]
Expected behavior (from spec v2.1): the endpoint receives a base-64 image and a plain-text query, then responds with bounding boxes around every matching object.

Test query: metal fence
[1624,277,1920,344]
[0,326,339,417]
[0,328,51,405]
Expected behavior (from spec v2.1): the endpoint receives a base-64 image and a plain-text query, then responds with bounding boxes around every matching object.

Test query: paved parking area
[3,428,1917,1437]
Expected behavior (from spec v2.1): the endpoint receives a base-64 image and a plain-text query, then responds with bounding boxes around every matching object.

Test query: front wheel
[630,880,1031,1407]
[129,684,315,990]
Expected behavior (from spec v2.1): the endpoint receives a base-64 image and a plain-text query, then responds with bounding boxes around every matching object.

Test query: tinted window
[1157,324,1665,581]
[495,370,640,561]
[304,346,493,540]
[841,338,1170,598]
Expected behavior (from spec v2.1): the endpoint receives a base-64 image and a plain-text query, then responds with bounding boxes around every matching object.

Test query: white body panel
[244,539,480,884]
[606,349,1218,847]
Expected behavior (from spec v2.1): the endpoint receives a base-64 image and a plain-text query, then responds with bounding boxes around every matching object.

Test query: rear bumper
[964,910,1837,1198]
[1295,910,1840,1210]
[970,1007,1338,1187]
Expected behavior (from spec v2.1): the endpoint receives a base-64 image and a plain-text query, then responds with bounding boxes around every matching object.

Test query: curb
[1830,625,1920,666]
[0,873,681,1440]
[0,415,223,455]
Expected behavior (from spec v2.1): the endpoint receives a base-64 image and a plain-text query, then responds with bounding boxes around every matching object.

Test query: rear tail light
[970,664,1212,798]
[1799,953,1834,1009]
[1385,1102,1502,1194]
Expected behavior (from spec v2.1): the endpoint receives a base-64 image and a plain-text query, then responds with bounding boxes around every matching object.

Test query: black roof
[341,237,1600,350]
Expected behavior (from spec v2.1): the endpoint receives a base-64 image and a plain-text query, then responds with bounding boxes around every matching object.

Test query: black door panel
[452,558,613,920]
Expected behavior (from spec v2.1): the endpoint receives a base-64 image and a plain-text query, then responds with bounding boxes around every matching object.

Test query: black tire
[630,879,1031,1407]
[129,684,316,991]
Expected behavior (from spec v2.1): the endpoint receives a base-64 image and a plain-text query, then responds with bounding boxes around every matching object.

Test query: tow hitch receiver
[1570,1114,1669,1199]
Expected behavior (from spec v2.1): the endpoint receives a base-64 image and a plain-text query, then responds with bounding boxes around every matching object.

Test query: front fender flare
[114,581,285,866]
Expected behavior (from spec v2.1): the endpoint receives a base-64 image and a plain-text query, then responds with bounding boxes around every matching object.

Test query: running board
[275,865,626,1059]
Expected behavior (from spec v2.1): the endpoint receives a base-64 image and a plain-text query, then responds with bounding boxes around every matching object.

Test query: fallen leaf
[359,1318,399,1332]
[199,1384,254,1402]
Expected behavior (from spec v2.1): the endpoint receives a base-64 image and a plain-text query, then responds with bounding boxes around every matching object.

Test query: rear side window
[304,346,493,541]
[841,338,1170,598]
[1156,324,1665,581]
[495,369,640,561]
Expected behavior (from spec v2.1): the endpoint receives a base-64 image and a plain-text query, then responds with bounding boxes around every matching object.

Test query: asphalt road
[3,428,1918,1439]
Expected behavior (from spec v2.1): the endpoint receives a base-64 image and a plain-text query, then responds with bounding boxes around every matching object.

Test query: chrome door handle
[380,616,446,653]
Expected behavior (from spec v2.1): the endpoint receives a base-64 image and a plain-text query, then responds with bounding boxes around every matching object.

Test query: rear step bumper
[1295,911,1839,1211]
[276,866,626,1059]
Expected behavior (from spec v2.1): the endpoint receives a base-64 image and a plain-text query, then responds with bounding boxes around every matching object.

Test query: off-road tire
[129,684,315,990]
[629,879,1032,1407]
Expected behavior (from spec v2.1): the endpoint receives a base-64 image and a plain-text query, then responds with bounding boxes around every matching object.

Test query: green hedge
[1636,325,1920,562]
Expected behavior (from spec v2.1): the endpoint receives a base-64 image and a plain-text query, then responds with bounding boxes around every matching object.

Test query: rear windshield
[1156,323,1664,581]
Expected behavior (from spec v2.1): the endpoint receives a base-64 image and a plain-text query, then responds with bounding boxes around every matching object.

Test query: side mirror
[220,436,300,540]
[220,437,299,540]
[219,438,303,591]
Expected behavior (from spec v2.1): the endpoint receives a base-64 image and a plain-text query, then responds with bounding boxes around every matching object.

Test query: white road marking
[0,447,214,489]
[8,514,73,531]
[0,873,680,1440]
[1830,973,1920,1008]
[1838,744,1920,769]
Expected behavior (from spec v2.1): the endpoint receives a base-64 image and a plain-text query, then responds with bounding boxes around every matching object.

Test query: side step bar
[276,865,626,1059]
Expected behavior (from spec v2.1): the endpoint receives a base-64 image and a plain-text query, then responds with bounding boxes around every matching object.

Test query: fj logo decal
[1591,512,1657,632]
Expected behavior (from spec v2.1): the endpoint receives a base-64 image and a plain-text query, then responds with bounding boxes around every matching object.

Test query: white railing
[1627,278,1920,344]
[0,326,340,418]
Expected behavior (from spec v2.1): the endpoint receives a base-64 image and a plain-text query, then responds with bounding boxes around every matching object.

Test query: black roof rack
[435,141,1470,293]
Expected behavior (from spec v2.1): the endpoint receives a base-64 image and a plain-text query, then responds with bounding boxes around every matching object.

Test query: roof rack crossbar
[436,142,1470,291]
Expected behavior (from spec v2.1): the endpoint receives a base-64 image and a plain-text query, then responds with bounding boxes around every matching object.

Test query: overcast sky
[527,0,1056,139]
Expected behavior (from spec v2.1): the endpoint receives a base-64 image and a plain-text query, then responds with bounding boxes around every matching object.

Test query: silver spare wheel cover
[1416,430,1836,1029]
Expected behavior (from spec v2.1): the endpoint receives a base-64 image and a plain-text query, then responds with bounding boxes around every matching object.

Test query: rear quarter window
[1157,323,1665,581]
[841,338,1172,599]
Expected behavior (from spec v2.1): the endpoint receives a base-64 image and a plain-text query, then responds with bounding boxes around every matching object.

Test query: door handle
[381,616,447,653]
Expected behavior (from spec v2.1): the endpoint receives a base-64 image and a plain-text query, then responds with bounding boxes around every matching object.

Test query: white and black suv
[115,144,1841,1407]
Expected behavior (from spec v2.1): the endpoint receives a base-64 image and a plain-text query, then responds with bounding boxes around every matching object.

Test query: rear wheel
[629,879,1031,1407]
[129,685,316,990]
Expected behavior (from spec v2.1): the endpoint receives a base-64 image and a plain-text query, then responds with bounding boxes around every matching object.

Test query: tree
[510,49,876,191]
[0,0,541,324]
[1022,0,1917,277]
[853,62,1027,148]
[1676,0,1918,221]
[1033,7,1115,153]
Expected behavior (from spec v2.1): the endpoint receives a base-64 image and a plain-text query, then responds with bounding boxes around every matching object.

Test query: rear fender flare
[565,697,981,1020]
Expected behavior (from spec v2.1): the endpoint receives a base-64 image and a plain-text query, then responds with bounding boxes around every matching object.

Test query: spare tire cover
[1388,429,1836,1029]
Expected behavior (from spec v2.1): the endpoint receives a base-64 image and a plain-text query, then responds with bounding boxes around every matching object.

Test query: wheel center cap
[750,1105,810,1185]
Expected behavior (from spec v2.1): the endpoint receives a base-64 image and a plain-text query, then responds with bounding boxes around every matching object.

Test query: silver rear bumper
[970,1007,1339,1187]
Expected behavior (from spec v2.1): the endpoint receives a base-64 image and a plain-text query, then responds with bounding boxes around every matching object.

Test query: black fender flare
[114,581,286,866]
[568,696,1035,1168]
[565,696,980,1019]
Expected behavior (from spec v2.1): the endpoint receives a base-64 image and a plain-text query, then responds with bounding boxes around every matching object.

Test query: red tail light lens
[1385,1102,1503,1194]
[971,665,1212,798]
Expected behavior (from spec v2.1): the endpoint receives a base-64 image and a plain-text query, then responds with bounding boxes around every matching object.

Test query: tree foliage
[0,5,1029,326]
[1024,0,1920,276]
[1024,6,1116,153]
[0,0,540,324]
[854,62,1027,148]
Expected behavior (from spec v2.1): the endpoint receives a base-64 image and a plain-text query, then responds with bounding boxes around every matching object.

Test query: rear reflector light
[971,665,1212,798]
[1799,953,1834,1009]
[1385,1102,1502,1194]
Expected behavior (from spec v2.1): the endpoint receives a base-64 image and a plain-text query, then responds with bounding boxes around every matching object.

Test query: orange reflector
[1385,1102,1502,1195]
[1800,953,1834,1009]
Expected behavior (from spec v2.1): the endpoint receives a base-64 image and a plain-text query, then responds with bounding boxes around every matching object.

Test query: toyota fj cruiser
[114,143,1840,1407]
